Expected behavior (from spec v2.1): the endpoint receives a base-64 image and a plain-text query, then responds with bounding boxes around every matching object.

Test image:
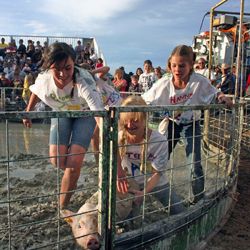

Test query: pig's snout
[86,236,100,249]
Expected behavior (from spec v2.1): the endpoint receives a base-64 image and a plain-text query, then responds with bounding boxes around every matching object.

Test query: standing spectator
[142,45,232,203]
[138,60,157,93]
[22,42,103,208]
[35,41,43,51]
[74,40,84,56]
[0,38,8,58]
[113,68,127,93]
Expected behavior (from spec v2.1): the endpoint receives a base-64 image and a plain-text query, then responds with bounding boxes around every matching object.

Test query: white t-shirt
[195,68,216,81]
[138,72,158,92]
[120,130,168,187]
[30,67,103,111]
[142,72,219,124]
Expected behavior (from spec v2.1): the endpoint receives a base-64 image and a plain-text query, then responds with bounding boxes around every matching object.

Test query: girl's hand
[117,167,128,194]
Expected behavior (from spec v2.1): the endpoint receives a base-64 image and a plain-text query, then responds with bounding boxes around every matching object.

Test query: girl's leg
[167,120,181,158]
[60,145,86,208]
[183,122,204,202]
[90,124,99,164]
[151,184,186,215]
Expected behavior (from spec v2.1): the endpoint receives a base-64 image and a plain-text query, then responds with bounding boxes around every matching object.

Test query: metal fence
[0,102,243,249]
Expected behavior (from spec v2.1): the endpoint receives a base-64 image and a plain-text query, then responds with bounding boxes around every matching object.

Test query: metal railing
[0,102,243,249]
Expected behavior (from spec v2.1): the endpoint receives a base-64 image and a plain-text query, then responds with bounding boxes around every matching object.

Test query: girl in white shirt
[142,45,232,203]
[119,95,185,215]
[23,42,103,208]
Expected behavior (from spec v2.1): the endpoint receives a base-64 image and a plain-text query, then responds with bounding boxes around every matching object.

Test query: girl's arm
[23,93,40,128]
[91,66,110,79]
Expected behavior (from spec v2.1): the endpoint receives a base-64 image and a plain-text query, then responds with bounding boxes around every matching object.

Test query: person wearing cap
[216,63,235,95]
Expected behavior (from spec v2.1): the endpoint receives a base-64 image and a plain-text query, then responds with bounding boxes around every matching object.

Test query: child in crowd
[142,45,232,203]
[128,74,141,93]
[113,68,127,94]
[118,95,185,214]
[138,60,157,93]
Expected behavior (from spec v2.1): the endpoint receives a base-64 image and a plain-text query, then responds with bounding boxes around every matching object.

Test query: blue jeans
[151,184,186,215]
[50,117,96,149]
[168,120,204,202]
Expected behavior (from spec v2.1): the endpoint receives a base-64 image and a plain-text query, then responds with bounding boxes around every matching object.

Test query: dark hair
[42,42,78,97]
[144,59,152,66]
[42,42,76,70]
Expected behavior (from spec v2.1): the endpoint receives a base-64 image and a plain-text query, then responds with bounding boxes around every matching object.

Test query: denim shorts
[49,117,96,149]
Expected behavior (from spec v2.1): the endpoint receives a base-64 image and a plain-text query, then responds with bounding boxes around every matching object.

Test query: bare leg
[91,125,99,164]
[50,144,86,208]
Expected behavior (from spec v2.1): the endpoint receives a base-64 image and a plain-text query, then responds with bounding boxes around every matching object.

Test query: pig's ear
[60,209,75,225]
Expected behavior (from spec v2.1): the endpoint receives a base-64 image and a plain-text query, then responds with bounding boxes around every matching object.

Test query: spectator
[0,38,8,58]
[74,40,84,56]
[195,57,216,84]
[216,63,235,95]
[95,58,103,68]
[17,39,27,55]
[154,66,163,79]
[135,67,143,78]
[22,42,103,208]
[138,59,157,93]
[119,66,131,91]
[128,74,141,93]
[142,45,232,203]
[113,68,127,93]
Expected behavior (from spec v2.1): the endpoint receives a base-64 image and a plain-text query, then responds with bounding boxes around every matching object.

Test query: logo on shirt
[170,92,193,104]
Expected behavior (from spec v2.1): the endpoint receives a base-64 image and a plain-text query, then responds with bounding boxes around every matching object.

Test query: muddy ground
[204,148,250,250]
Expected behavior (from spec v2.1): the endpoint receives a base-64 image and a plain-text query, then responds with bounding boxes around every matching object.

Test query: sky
[0,0,250,74]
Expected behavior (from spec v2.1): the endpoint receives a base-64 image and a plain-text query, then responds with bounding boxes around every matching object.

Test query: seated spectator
[17,39,26,56]
[113,68,127,93]
[118,95,185,214]
[95,58,103,68]
[128,74,141,93]
[35,41,43,51]
[195,57,216,84]
[89,48,97,63]
[216,63,235,95]
[0,72,13,100]
[138,60,157,93]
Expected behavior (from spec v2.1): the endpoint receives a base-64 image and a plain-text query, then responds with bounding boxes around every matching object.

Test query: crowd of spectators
[0,36,248,111]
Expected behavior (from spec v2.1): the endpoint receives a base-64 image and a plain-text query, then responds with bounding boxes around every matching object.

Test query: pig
[61,202,99,250]
[61,178,140,249]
